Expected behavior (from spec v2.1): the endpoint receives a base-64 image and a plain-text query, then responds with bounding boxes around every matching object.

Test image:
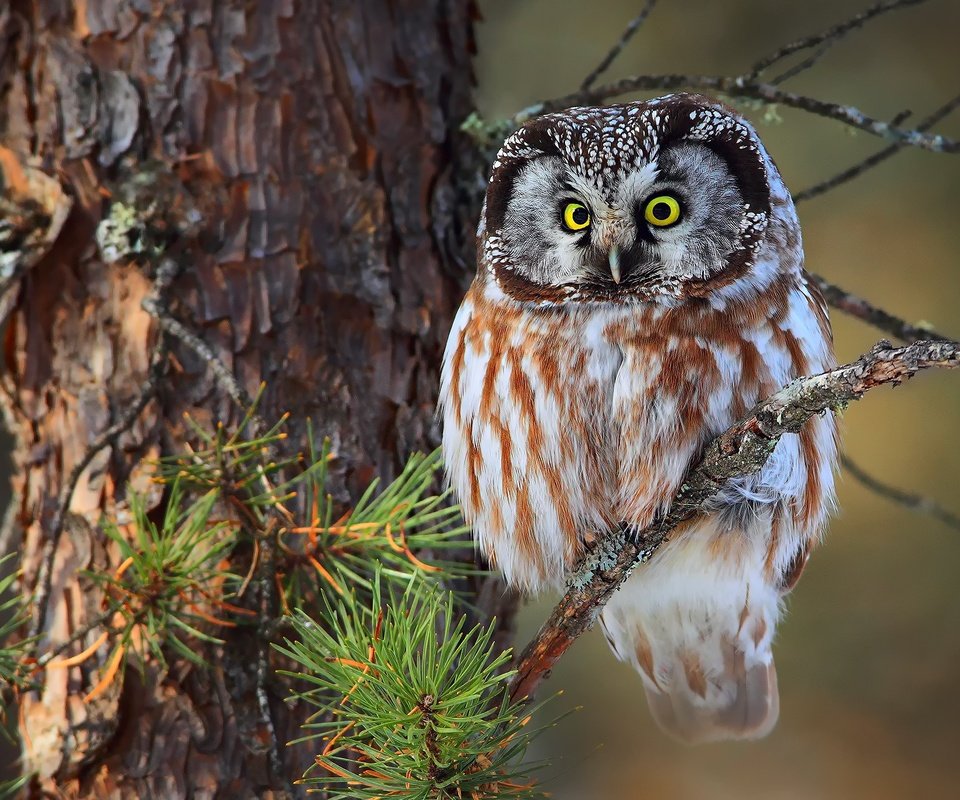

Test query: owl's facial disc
[481,95,782,304]
[494,144,745,297]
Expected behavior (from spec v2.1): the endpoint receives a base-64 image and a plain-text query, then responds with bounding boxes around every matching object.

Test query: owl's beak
[608,246,622,284]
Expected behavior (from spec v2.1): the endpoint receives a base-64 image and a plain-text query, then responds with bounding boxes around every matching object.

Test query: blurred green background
[474,1,960,798]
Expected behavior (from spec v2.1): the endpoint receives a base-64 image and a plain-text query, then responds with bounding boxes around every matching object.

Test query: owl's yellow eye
[643,194,682,227]
[562,202,591,232]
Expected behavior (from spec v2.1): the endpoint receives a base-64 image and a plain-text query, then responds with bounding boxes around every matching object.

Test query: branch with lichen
[509,338,960,703]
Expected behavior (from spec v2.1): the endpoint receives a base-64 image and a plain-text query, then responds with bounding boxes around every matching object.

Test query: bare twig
[141,290,262,432]
[28,314,167,644]
[256,569,284,780]
[34,608,117,669]
[509,338,960,703]
[141,262,288,782]
[745,0,928,82]
[515,75,960,154]
[769,43,833,86]
[841,455,960,532]
[795,94,960,203]
[810,264,958,526]
[580,0,658,91]
[809,273,954,343]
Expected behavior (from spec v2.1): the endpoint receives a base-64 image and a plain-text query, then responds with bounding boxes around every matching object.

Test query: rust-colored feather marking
[682,653,708,699]
[543,461,578,564]
[507,349,544,464]
[532,346,577,467]
[449,328,467,426]
[777,327,809,377]
[763,511,784,580]
[479,322,509,422]
[634,631,659,688]
[514,481,545,576]
[494,416,514,497]
[467,438,482,512]
[779,540,813,593]
[804,271,834,344]
[798,422,822,528]
[751,616,768,648]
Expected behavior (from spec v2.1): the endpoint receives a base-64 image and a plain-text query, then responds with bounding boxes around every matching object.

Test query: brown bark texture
[0,1,486,796]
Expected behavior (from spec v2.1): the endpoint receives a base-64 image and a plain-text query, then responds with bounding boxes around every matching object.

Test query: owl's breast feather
[439,273,837,593]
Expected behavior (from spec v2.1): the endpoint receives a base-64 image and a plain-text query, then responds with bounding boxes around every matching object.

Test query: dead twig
[509,338,960,703]
[841,455,960,532]
[795,94,960,203]
[808,266,959,526]
[580,0,658,91]
[769,43,833,86]
[515,75,960,154]
[28,308,168,645]
[746,0,928,82]
[809,273,954,344]
[141,275,266,437]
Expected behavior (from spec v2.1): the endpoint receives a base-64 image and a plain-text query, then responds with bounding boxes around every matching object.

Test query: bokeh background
[474,1,960,798]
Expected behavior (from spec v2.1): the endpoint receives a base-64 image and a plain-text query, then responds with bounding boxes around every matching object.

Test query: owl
[439,93,838,743]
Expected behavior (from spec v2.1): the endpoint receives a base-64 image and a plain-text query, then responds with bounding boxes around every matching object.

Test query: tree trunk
[0,1,490,796]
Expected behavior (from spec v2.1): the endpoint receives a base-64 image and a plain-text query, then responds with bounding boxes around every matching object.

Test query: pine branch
[88,482,241,671]
[277,570,550,799]
[509,338,960,703]
[0,555,33,690]
[28,284,168,646]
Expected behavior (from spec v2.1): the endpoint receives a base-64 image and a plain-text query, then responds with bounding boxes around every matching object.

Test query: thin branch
[509,338,960,703]
[141,262,288,785]
[580,0,658,91]
[745,0,928,82]
[28,311,168,644]
[34,608,117,669]
[769,43,833,86]
[809,273,954,343]
[841,455,960,532]
[795,93,960,202]
[811,266,959,526]
[256,570,284,780]
[141,267,269,439]
[515,75,960,154]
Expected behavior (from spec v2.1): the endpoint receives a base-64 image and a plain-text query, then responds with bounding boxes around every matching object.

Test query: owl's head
[480,93,798,305]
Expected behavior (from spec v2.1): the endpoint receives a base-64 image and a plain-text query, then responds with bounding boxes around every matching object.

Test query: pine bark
[0,1,490,796]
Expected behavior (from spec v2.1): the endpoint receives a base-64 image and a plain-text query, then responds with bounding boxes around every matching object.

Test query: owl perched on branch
[439,94,839,743]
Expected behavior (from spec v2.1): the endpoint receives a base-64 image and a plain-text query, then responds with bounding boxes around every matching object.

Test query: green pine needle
[0,554,31,689]
[87,481,241,670]
[0,775,31,799]
[277,569,549,799]
[281,438,478,607]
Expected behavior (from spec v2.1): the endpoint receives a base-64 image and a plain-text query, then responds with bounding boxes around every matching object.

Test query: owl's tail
[599,524,782,744]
